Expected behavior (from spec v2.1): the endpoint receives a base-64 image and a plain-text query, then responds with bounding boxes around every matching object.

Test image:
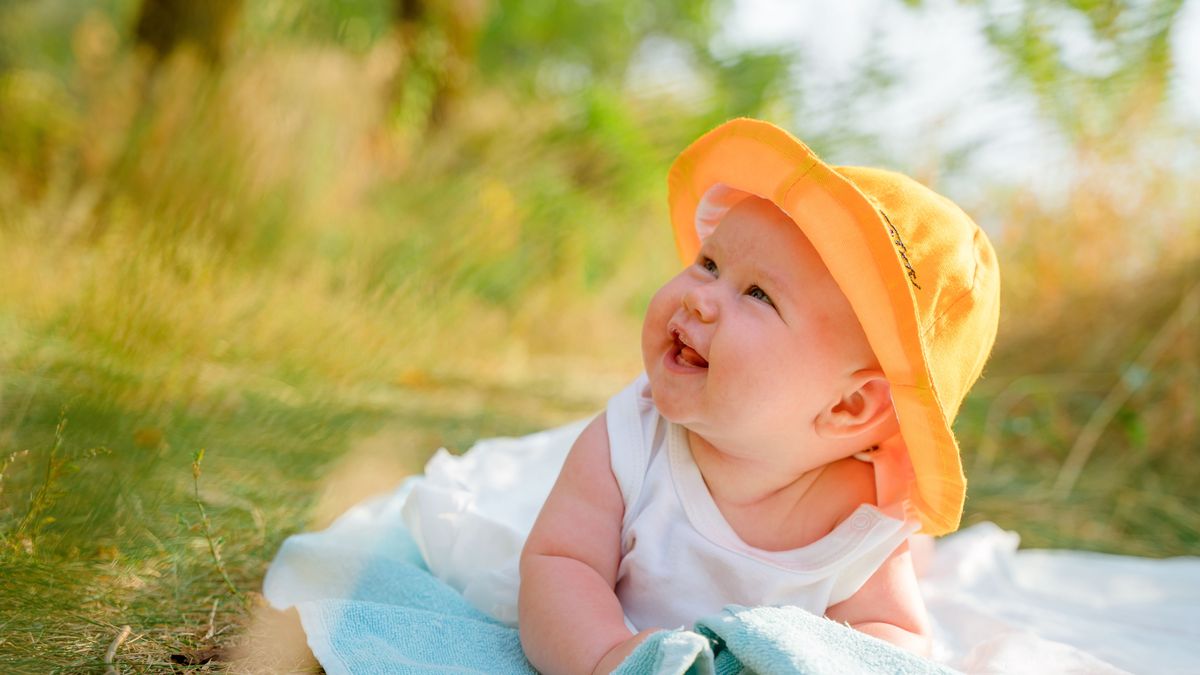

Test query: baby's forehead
[707,196,826,272]
[708,195,868,328]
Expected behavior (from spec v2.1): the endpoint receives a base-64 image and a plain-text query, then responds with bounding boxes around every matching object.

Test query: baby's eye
[747,285,775,307]
[699,257,718,276]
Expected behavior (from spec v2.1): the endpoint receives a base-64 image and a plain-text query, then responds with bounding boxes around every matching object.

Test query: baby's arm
[824,540,932,655]
[519,413,656,674]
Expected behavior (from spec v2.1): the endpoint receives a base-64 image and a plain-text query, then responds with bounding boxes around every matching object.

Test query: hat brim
[667,118,964,535]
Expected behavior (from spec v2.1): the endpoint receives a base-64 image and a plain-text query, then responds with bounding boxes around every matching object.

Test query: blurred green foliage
[969,0,1184,140]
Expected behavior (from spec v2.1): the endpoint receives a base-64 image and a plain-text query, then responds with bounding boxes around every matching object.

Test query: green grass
[0,321,616,671]
[954,258,1200,556]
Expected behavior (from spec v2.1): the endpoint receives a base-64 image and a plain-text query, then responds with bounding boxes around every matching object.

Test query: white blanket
[267,420,1200,674]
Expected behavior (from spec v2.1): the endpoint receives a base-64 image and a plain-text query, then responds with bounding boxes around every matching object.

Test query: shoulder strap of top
[605,374,653,524]
[827,514,922,605]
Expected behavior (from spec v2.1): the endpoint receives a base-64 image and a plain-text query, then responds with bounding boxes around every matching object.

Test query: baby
[518,118,1000,674]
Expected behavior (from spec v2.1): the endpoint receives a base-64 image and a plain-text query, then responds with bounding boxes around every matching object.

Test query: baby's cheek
[645,281,673,315]
[739,341,810,398]
[640,288,673,365]
[643,282,682,332]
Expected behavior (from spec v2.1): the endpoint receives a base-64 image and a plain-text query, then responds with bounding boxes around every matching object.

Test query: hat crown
[834,166,1000,423]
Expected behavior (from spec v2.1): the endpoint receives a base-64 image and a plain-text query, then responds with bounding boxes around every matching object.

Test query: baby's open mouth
[672,329,708,369]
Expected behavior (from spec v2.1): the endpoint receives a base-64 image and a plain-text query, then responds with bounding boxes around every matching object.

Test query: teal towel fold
[614,605,950,672]
[612,630,715,675]
[615,606,953,675]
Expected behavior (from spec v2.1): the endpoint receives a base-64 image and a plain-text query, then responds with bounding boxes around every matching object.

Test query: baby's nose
[682,284,719,321]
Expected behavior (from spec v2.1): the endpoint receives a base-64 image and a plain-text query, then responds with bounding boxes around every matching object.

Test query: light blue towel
[265,482,955,675]
[266,480,538,674]
[286,554,951,674]
[616,606,954,675]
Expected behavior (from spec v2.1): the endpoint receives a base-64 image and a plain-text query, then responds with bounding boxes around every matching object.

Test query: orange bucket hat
[667,118,1001,535]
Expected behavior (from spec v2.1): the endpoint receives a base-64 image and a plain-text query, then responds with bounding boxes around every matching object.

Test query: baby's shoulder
[805,456,878,536]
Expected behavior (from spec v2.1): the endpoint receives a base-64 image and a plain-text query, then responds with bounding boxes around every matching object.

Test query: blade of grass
[191,448,242,602]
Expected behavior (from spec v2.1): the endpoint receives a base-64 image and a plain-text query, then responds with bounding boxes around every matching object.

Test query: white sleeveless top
[608,374,920,630]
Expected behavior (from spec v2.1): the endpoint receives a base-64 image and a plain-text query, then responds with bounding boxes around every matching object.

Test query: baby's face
[642,196,875,449]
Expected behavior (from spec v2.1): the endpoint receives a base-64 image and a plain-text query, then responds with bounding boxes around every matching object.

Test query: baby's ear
[814,370,898,440]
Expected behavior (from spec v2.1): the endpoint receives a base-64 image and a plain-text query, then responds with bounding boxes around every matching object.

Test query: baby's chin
[644,375,696,425]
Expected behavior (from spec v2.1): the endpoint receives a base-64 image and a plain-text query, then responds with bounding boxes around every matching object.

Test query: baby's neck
[685,428,826,508]
[684,427,878,551]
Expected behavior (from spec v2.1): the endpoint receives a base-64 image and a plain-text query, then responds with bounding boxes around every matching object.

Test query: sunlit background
[1,0,1197,669]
